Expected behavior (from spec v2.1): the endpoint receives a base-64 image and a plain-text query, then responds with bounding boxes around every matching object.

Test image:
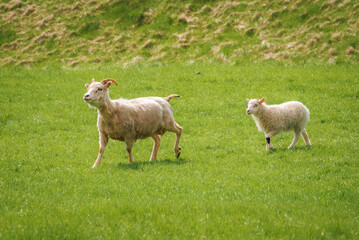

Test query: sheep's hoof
[266,146,275,151]
[175,147,181,158]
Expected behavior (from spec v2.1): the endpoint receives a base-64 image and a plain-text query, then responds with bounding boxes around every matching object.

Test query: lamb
[246,98,311,151]
[83,78,183,168]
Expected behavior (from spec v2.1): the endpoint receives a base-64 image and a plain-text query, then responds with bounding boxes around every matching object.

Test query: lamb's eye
[97,88,103,92]
[253,105,257,107]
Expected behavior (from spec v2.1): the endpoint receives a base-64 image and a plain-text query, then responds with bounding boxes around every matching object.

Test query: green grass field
[0,63,358,239]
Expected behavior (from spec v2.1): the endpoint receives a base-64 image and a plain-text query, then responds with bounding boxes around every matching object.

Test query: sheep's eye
[97,88,103,92]
[253,104,257,107]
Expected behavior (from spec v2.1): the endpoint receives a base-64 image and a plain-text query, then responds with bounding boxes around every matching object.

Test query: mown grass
[0,63,358,239]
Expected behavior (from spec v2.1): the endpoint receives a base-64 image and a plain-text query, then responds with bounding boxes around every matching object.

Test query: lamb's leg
[150,135,161,161]
[288,129,301,149]
[92,132,109,168]
[301,129,311,147]
[265,130,279,151]
[125,140,135,164]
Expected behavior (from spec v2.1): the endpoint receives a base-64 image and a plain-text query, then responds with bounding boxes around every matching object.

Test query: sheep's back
[257,101,309,132]
[115,97,175,139]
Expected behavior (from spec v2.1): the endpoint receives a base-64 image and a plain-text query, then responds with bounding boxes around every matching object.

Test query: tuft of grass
[77,21,101,38]
[0,23,16,47]
[0,63,358,239]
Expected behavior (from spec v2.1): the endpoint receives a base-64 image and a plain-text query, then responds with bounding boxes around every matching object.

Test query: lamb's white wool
[84,78,182,168]
[246,98,311,150]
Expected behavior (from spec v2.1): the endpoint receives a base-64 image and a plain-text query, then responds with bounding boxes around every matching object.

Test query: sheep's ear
[92,79,95,83]
[85,84,89,89]
[259,98,265,103]
[101,78,118,87]
[246,99,250,102]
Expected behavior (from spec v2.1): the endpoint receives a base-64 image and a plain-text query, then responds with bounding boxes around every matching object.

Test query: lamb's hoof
[266,146,275,151]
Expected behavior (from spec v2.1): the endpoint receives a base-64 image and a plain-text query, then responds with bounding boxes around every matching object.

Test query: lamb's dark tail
[164,94,180,102]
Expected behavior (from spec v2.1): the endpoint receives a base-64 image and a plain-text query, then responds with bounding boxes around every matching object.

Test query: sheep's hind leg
[92,132,109,168]
[301,129,311,147]
[125,140,135,164]
[150,135,161,161]
[288,129,301,149]
[171,123,182,158]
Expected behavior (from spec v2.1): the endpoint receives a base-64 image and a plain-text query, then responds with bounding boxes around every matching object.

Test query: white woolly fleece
[248,100,310,134]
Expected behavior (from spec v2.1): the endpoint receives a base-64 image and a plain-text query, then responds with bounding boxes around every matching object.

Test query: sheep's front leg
[125,140,135,164]
[265,130,279,151]
[92,132,109,168]
[150,135,161,161]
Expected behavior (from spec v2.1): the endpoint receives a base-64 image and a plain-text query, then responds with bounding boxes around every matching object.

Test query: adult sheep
[83,78,182,167]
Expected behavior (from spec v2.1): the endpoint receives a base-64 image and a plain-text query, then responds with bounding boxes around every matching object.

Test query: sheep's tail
[164,94,180,102]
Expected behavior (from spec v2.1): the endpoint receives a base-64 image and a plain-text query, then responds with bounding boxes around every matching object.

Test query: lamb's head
[83,78,118,107]
[246,98,265,115]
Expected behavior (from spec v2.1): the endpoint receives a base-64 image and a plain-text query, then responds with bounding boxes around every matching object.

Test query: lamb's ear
[246,99,250,102]
[85,84,89,89]
[259,98,265,103]
[92,79,95,83]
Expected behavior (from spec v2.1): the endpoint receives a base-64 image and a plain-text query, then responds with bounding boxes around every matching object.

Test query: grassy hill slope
[1,0,358,66]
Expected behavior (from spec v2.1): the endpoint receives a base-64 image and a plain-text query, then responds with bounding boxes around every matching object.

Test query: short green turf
[0,63,358,239]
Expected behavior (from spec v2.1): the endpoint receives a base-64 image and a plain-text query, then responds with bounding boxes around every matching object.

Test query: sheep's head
[83,78,118,107]
[246,98,265,115]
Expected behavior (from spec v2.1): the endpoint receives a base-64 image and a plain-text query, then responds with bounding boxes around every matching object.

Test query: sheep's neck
[253,104,269,119]
[97,94,115,119]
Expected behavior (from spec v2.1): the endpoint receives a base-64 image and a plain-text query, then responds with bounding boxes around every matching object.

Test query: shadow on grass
[117,158,189,170]
[267,145,312,153]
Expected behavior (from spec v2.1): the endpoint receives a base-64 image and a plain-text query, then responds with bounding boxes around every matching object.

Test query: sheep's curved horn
[100,78,118,85]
